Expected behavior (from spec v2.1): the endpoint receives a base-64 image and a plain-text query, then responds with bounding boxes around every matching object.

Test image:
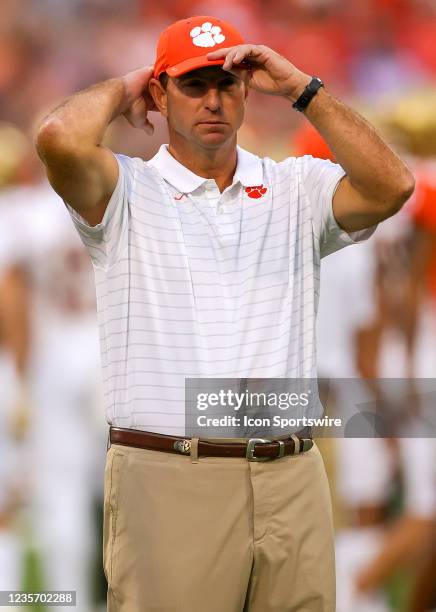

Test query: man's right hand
[122,66,157,134]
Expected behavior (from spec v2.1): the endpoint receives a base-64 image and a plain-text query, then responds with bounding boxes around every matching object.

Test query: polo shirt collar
[148,144,263,193]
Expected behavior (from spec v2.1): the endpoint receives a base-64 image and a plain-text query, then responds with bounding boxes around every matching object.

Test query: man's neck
[167,137,237,193]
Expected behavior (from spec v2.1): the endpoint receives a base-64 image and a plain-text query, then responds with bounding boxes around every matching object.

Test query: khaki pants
[103,441,335,612]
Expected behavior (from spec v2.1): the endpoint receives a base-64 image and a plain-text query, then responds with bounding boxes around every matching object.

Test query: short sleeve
[298,155,377,258]
[64,152,136,269]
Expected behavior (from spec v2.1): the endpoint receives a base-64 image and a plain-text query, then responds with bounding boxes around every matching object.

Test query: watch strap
[292,77,324,112]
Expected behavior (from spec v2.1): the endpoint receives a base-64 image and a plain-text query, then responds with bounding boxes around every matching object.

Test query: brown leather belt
[109,426,314,461]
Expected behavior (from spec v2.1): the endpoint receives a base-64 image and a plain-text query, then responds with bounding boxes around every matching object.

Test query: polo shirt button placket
[216,192,226,219]
[204,181,220,217]
[217,195,226,216]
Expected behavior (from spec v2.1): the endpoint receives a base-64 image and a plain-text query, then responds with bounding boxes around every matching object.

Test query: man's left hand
[206,44,310,102]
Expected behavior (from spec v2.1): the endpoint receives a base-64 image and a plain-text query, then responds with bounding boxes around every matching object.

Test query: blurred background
[1,0,436,610]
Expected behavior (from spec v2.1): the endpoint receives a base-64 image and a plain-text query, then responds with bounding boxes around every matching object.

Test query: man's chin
[196,130,233,149]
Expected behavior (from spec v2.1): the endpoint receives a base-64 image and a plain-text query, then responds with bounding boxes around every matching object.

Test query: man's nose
[204,86,221,111]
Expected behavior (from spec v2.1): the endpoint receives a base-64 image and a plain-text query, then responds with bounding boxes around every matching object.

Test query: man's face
[162,66,248,149]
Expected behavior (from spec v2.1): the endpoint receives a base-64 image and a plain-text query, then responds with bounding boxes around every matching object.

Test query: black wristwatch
[292,77,324,112]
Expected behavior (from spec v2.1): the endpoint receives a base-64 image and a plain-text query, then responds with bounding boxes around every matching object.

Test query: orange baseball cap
[153,16,245,80]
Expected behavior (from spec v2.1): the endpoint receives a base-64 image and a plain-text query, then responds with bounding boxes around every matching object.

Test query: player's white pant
[0,529,23,589]
[27,319,103,612]
[336,527,390,612]
[0,354,24,609]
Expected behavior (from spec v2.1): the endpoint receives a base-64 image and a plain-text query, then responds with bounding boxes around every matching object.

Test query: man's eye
[185,80,204,87]
[220,78,237,88]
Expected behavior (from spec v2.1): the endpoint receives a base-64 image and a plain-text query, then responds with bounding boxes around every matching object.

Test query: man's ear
[148,78,168,118]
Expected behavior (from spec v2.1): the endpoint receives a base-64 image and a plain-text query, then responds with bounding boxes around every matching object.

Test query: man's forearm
[300,87,414,205]
[37,77,128,151]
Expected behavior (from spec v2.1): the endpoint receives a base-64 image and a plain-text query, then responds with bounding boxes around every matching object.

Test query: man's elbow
[34,118,73,163]
[386,169,416,214]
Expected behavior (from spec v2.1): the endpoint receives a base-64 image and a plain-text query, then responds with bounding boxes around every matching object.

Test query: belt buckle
[246,438,272,461]
[302,438,314,452]
[173,439,191,454]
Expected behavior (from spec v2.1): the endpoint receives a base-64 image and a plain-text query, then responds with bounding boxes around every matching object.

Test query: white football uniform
[317,201,436,611]
[0,350,23,597]
[0,181,106,611]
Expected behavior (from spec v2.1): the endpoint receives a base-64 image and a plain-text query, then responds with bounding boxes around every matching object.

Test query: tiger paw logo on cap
[190,22,226,48]
[154,16,245,79]
[245,185,268,199]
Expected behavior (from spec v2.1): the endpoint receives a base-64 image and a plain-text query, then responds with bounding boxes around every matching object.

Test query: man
[35,15,414,612]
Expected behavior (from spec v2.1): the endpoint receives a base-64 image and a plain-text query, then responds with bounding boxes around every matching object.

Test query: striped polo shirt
[66,144,376,435]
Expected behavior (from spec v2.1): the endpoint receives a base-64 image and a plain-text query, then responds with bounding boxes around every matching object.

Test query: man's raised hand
[122,66,157,134]
[207,44,311,102]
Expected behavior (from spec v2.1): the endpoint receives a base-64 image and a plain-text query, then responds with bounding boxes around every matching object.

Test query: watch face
[310,77,323,91]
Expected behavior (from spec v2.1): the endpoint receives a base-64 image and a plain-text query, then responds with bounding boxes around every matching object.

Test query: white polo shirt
[66,144,376,435]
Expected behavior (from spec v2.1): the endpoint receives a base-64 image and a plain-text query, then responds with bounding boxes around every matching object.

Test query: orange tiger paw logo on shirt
[245,185,268,199]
